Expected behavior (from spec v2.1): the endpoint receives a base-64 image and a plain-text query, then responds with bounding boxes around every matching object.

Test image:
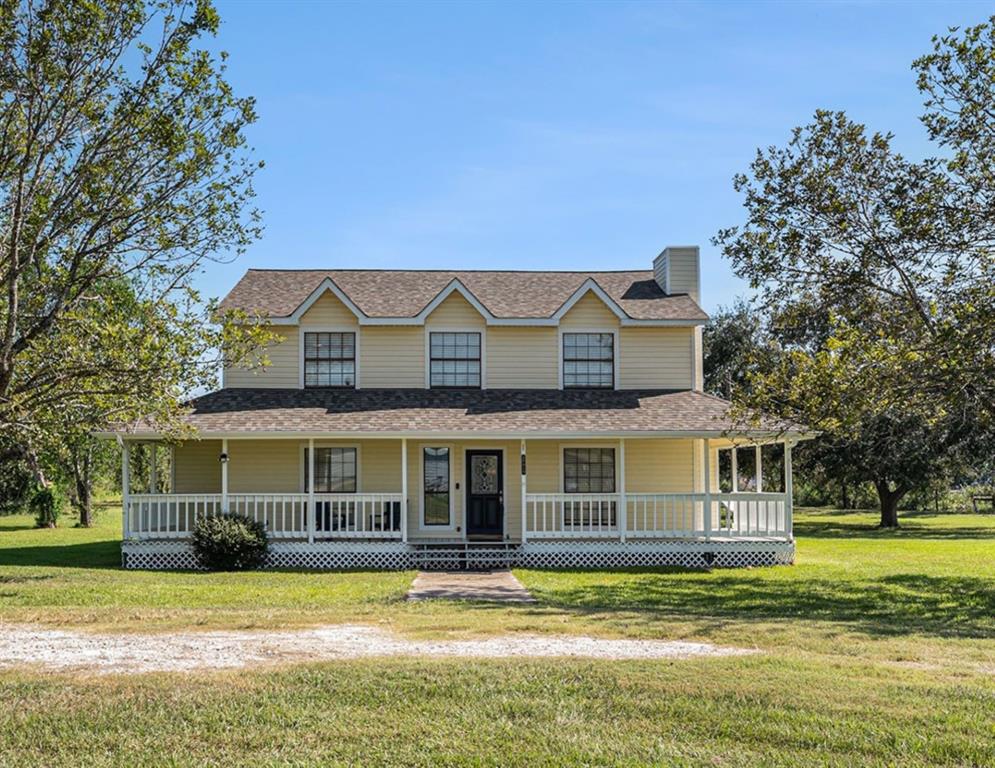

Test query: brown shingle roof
[123,389,800,437]
[219,270,707,322]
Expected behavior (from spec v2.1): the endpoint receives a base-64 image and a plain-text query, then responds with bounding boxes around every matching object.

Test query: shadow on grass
[506,570,995,640]
[794,519,995,540]
[0,541,121,569]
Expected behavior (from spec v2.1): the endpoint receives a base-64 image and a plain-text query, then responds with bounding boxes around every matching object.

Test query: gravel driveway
[0,623,755,674]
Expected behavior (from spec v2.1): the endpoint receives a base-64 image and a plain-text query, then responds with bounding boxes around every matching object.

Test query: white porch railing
[525,492,791,540]
[313,493,403,539]
[125,493,403,541]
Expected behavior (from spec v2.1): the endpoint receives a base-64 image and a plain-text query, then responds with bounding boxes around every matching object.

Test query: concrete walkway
[406,569,536,603]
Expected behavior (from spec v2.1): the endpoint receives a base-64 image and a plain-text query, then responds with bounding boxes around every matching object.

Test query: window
[304,332,355,388]
[429,332,481,388]
[563,447,616,527]
[423,447,451,526]
[562,333,614,388]
[304,447,357,493]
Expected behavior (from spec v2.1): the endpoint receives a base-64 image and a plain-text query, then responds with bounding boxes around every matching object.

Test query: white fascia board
[98,429,819,441]
[265,315,702,327]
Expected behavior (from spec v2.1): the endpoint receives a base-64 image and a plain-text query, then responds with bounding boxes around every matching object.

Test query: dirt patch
[0,623,755,675]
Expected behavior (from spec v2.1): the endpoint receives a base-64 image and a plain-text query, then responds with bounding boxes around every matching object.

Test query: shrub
[29,486,64,528]
[192,513,268,571]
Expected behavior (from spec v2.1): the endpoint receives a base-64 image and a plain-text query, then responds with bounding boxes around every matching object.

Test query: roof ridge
[243,267,654,274]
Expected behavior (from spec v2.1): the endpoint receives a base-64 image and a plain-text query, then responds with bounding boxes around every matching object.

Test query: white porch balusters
[400,438,408,544]
[520,439,527,544]
[702,438,712,541]
[221,438,229,514]
[121,440,131,540]
[307,437,315,544]
[618,438,627,542]
[784,440,794,539]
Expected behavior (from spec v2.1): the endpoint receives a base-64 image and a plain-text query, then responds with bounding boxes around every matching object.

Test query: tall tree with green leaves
[0,0,271,486]
[714,18,995,526]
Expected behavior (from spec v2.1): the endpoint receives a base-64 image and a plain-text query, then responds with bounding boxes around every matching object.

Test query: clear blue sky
[201,0,992,313]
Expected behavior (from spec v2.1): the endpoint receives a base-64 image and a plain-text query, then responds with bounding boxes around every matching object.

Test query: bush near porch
[0,502,993,766]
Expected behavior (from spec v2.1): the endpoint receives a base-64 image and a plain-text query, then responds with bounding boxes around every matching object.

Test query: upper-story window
[429,332,481,388]
[562,332,614,389]
[304,331,356,388]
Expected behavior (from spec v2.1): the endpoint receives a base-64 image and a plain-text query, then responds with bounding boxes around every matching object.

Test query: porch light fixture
[219,452,229,464]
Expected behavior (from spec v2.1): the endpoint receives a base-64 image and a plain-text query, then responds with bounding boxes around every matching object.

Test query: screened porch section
[120,436,796,545]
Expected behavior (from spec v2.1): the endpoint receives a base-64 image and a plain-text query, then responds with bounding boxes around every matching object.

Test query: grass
[1,503,994,765]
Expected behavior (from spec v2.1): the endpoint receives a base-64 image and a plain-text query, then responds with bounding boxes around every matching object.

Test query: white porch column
[702,438,712,540]
[520,439,527,544]
[121,441,131,540]
[784,440,794,538]
[149,443,158,494]
[731,445,738,492]
[400,438,408,544]
[221,438,229,513]
[307,438,315,544]
[755,444,762,493]
[618,438,627,542]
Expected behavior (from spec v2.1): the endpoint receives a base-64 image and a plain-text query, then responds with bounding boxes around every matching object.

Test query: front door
[466,450,503,538]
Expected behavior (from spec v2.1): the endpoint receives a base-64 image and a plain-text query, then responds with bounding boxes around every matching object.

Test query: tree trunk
[73,446,93,527]
[840,481,850,511]
[874,480,905,528]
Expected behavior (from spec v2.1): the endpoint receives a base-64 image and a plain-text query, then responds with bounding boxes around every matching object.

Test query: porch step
[409,542,522,571]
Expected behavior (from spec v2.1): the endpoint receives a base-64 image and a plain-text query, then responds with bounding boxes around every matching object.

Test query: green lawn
[1,505,994,766]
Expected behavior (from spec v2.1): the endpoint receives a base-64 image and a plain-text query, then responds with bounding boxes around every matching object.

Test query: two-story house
[107,246,810,570]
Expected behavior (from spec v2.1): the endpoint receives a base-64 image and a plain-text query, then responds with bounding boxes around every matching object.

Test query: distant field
[1,505,993,766]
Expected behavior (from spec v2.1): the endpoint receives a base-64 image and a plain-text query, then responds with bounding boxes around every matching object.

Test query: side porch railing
[524,492,791,540]
[124,493,404,541]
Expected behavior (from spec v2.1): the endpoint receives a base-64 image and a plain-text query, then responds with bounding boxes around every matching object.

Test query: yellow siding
[361,327,425,388]
[229,440,300,492]
[299,291,360,326]
[357,439,402,492]
[625,438,695,492]
[424,292,486,326]
[172,440,222,493]
[558,291,620,327]
[619,328,693,390]
[224,327,299,388]
[487,327,557,388]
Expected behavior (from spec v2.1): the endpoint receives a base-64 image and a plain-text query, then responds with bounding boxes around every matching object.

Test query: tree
[0,0,271,483]
[714,18,995,526]
[702,300,766,399]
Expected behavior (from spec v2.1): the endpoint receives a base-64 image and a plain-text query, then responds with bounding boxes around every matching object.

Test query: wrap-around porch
[121,436,795,545]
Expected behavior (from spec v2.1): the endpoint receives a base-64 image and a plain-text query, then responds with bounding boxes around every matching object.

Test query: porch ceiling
[107,388,810,440]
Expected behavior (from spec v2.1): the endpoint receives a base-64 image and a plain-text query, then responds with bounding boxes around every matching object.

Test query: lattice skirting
[122,541,413,571]
[122,539,793,571]
[518,540,795,569]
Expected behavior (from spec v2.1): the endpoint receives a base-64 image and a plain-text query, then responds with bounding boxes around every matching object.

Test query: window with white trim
[304,447,357,493]
[304,332,356,388]
[423,447,451,525]
[563,447,616,527]
[562,333,614,388]
[429,332,481,388]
